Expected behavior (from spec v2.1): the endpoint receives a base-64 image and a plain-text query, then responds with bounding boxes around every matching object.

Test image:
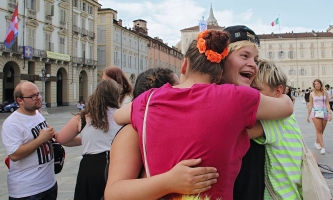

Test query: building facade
[258,27,333,89]
[0,0,99,107]
[97,8,183,84]
[176,6,224,54]
[177,6,333,90]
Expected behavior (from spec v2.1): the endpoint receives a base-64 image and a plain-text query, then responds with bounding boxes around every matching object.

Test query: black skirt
[74,151,109,200]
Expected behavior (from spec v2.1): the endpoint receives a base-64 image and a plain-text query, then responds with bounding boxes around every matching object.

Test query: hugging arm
[104,124,219,200]
[256,93,293,120]
[113,102,132,125]
[56,115,81,146]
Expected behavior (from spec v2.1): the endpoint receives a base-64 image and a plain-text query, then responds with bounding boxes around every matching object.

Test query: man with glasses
[1,82,57,200]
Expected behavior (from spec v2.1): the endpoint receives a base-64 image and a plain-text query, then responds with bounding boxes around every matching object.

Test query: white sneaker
[314,142,321,150]
[320,148,326,155]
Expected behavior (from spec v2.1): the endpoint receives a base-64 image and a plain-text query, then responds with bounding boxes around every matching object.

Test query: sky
[98,0,333,46]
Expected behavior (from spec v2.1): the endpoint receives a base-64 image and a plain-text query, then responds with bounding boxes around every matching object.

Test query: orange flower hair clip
[196,30,229,63]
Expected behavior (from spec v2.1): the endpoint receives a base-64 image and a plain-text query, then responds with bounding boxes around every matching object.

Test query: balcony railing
[45,15,52,24]
[88,31,95,39]
[60,20,66,29]
[72,56,83,64]
[33,48,47,58]
[81,28,88,36]
[0,42,23,54]
[27,9,36,19]
[73,25,80,33]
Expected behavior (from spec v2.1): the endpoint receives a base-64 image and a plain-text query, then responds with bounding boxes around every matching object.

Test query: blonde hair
[228,40,258,54]
[252,59,287,90]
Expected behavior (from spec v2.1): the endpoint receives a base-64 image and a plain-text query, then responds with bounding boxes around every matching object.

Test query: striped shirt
[254,114,303,200]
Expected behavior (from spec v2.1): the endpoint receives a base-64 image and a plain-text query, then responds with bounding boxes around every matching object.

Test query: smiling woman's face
[222,45,259,87]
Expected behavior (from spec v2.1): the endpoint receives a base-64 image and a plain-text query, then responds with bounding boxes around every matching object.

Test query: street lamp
[39,68,50,115]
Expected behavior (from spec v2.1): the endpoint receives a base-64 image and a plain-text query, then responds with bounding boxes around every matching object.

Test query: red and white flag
[4,4,19,48]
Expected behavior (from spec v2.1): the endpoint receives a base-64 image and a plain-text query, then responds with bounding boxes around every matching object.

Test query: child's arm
[113,102,132,125]
[256,93,293,120]
[247,121,264,139]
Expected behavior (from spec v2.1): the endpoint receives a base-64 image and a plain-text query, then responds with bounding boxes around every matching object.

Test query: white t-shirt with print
[1,111,56,198]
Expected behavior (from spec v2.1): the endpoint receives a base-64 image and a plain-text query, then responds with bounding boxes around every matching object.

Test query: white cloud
[99,0,312,46]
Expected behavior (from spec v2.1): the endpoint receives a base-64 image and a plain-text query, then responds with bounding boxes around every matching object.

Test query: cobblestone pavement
[0,97,332,199]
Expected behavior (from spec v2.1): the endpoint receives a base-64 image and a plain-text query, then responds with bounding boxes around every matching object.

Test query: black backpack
[51,139,65,174]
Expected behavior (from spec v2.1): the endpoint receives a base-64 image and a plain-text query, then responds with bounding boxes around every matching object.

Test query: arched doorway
[79,70,88,102]
[56,67,68,106]
[3,61,20,102]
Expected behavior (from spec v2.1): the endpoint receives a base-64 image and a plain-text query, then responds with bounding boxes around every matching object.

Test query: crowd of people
[1,25,332,200]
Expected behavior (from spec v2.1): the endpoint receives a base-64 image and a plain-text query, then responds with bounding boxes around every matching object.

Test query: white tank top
[81,108,121,155]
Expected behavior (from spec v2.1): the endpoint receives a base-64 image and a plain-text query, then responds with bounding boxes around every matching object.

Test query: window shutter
[36,0,40,11]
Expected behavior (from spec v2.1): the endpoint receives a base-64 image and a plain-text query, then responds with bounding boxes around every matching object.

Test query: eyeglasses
[20,93,41,101]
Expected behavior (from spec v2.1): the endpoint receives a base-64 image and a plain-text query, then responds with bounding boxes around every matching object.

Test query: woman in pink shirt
[105,29,293,200]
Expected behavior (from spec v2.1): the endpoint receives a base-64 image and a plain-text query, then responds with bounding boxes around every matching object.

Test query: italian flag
[271,17,280,26]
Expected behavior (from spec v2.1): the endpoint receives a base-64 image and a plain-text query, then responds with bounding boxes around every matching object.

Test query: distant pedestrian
[1,82,57,199]
[325,84,333,111]
[307,79,332,155]
[304,89,310,107]
[56,79,122,200]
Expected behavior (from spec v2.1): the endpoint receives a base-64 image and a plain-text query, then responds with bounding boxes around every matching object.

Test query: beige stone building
[97,8,183,83]
[177,6,333,90]
[258,27,333,90]
[0,0,99,107]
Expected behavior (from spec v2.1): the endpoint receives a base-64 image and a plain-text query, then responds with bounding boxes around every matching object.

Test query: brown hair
[133,68,177,99]
[79,79,121,132]
[185,30,230,83]
[312,79,325,94]
[103,67,133,103]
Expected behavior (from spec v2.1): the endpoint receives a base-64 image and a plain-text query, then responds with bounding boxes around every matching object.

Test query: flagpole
[23,0,26,69]
[279,14,281,33]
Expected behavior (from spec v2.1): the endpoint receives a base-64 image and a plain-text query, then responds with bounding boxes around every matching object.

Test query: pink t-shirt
[131,83,260,200]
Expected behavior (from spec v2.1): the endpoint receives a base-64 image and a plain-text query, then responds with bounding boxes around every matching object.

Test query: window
[288,67,295,75]
[310,49,315,58]
[115,33,118,42]
[134,57,137,69]
[73,0,78,8]
[82,43,86,59]
[59,37,65,54]
[89,45,93,59]
[88,20,93,31]
[81,18,86,29]
[45,2,54,16]
[73,40,78,57]
[278,51,284,59]
[114,51,119,65]
[123,54,127,68]
[27,0,37,10]
[97,46,106,65]
[129,56,132,68]
[97,25,105,43]
[82,2,86,12]
[322,65,326,75]
[321,50,325,58]
[88,5,93,15]
[60,9,66,23]
[73,14,78,26]
[300,67,306,75]
[44,33,52,51]
[100,15,105,23]
[140,59,143,70]
[268,51,274,59]
[288,51,294,59]
[27,28,36,48]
